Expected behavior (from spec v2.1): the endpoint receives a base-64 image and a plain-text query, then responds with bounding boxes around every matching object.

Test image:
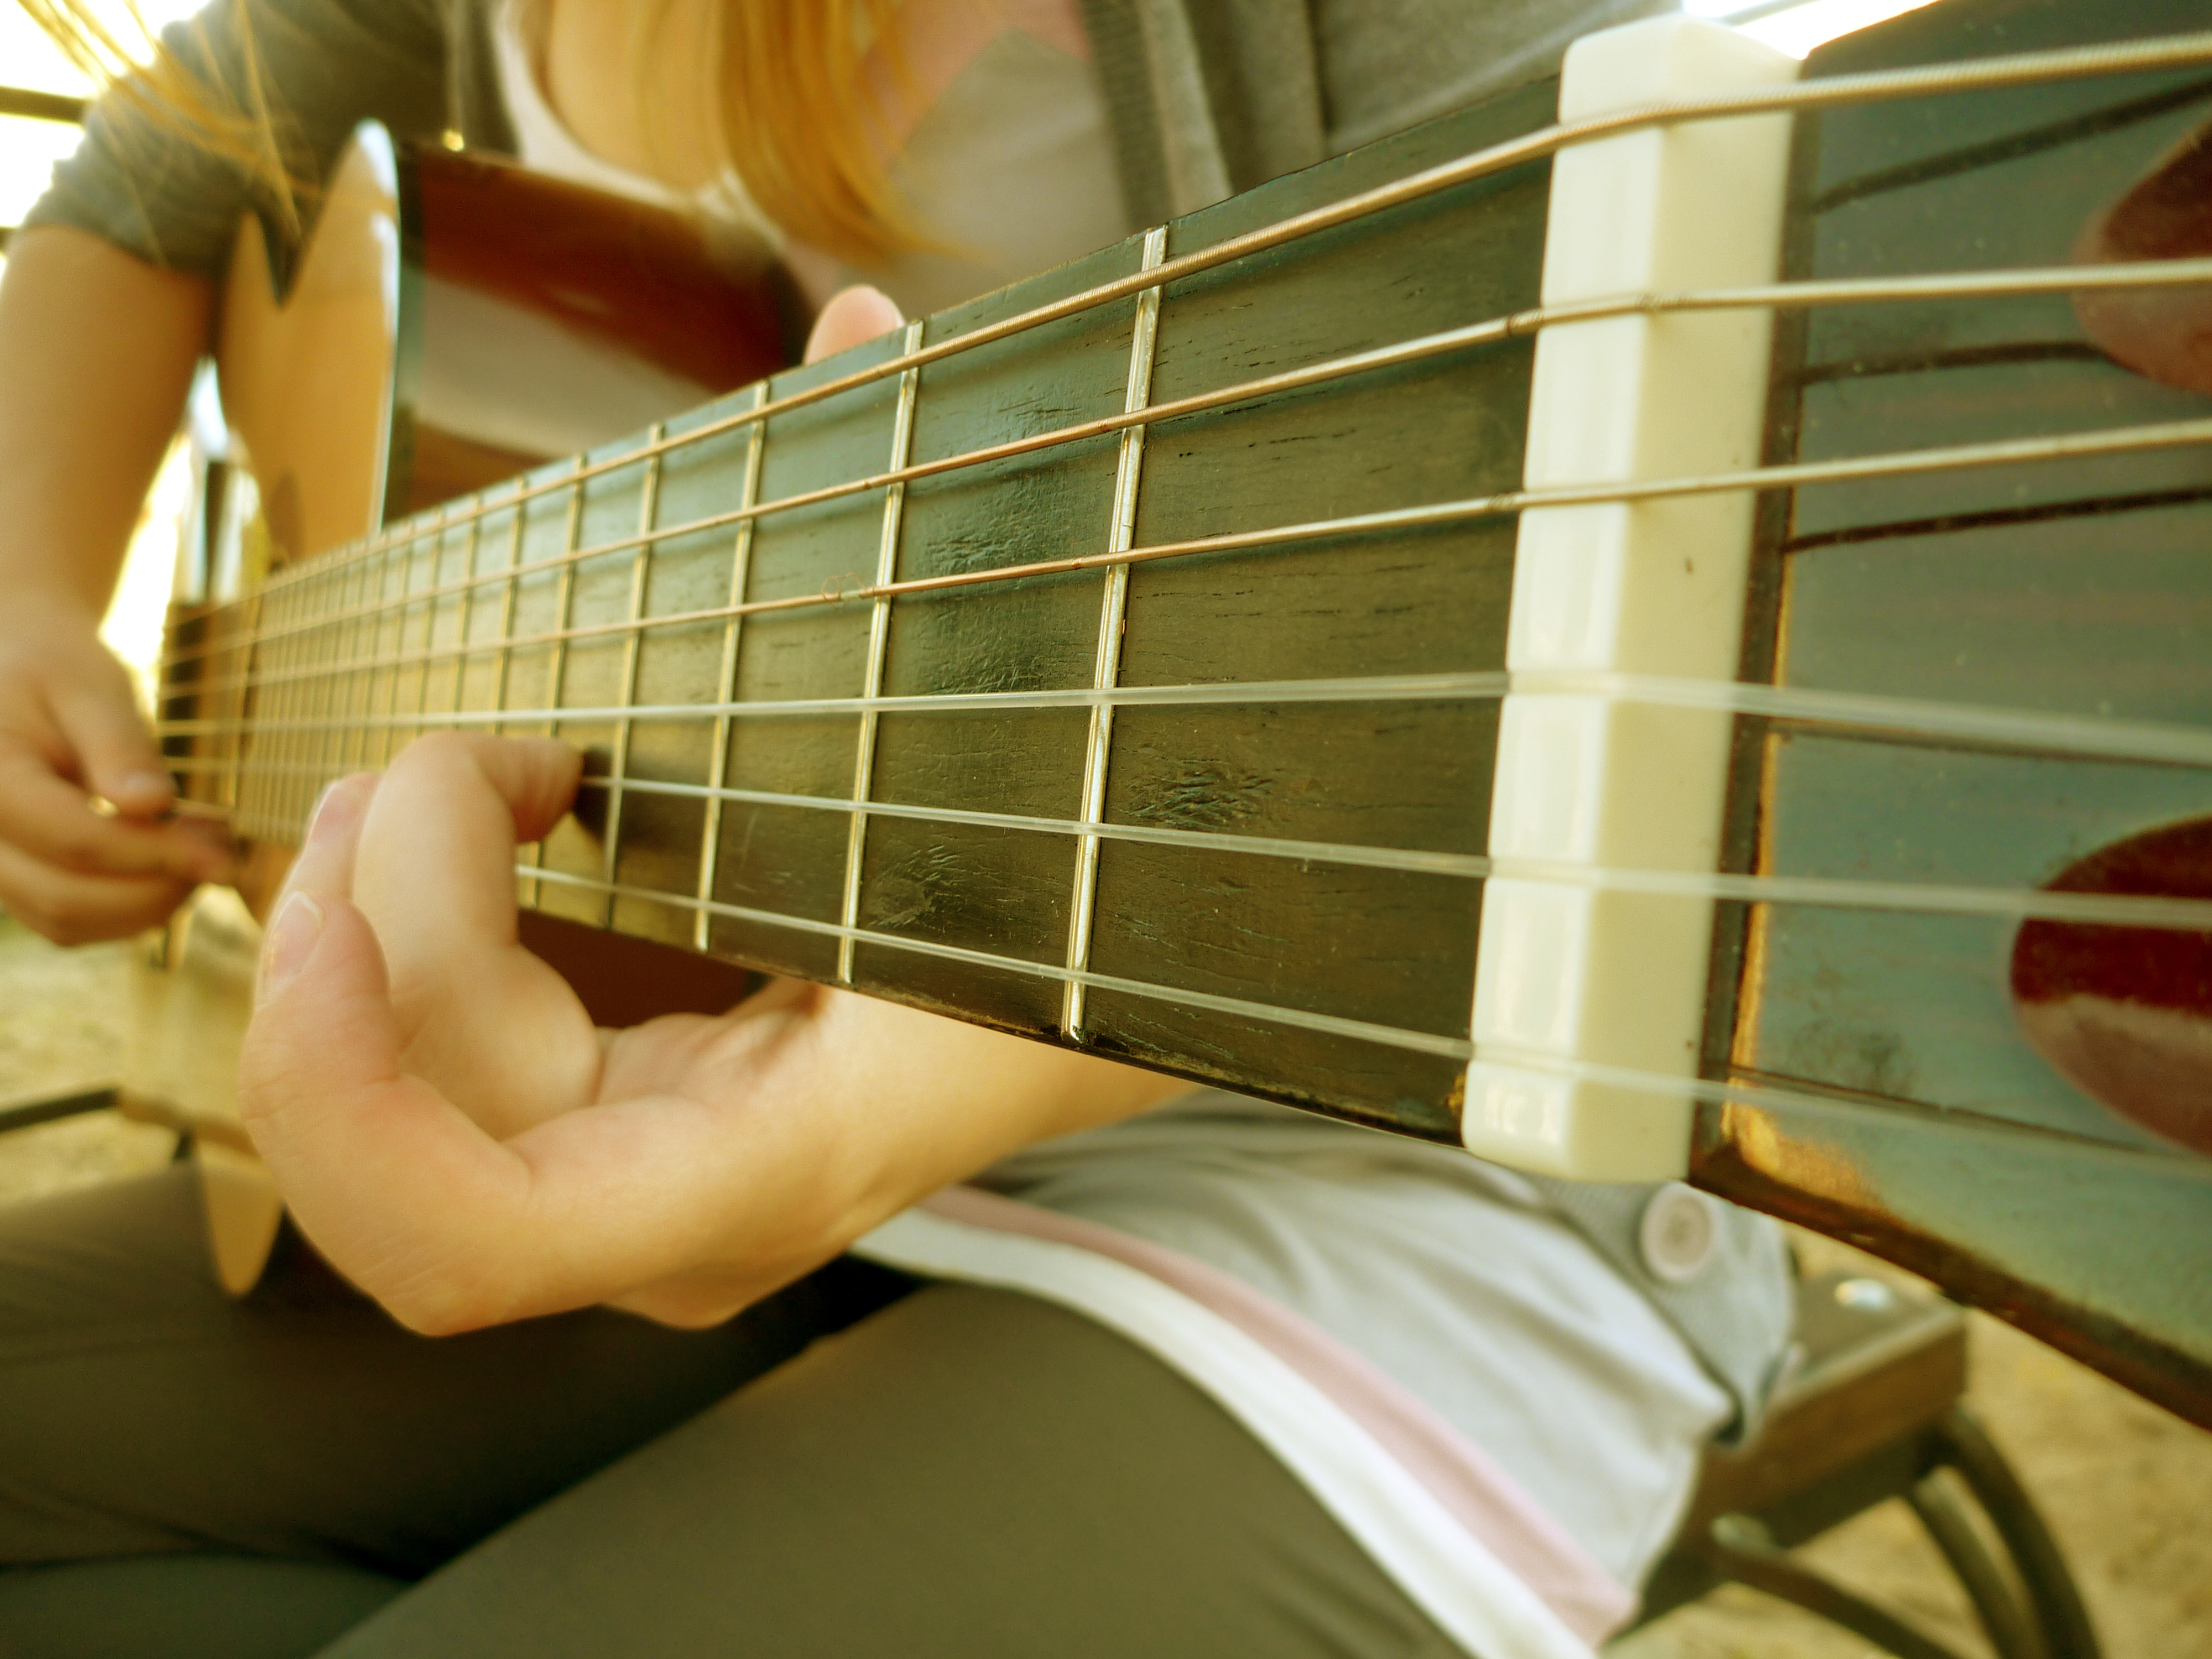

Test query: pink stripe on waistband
[920,1185,1635,1642]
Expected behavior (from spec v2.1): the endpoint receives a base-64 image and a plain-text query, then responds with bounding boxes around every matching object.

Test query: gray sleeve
[21,0,451,277]
[1313,0,1679,155]
[1079,0,1679,226]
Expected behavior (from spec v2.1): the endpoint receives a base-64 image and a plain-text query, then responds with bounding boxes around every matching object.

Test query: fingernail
[117,769,173,804]
[306,776,367,845]
[259,891,324,1005]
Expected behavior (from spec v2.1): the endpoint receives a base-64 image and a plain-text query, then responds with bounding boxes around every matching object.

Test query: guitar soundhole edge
[2011,816,2212,1155]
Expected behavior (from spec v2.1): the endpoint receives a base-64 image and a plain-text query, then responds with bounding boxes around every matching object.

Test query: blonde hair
[19,0,922,264]
[19,1,308,236]
[713,0,921,265]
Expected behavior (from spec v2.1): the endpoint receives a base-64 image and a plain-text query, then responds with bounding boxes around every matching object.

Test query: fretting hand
[239,286,1182,1333]
[241,735,1175,1332]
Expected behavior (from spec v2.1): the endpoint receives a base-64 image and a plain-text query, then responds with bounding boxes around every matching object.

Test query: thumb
[242,886,529,1332]
[804,285,905,366]
[45,647,174,819]
[244,888,406,1135]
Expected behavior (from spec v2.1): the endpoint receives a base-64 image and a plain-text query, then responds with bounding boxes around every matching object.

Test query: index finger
[0,748,232,881]
[351,733,581,997]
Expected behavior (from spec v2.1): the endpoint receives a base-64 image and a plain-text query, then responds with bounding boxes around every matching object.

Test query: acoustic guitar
[135,0,2212,1430]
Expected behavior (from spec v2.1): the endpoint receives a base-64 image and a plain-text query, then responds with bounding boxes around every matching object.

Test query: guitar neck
[164,71,1565,1144]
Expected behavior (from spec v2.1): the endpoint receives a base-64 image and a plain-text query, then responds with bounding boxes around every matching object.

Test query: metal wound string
[206,22,2212,612]
[158,252,2212,680]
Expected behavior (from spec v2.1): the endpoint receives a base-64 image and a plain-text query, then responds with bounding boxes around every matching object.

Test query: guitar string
[510,860,2212,1176]
[195,751,2212,935]
[154,394,2212,708]
[1469,1048,2212,1179]
[496,862,2212,1115]
[518,863,1477,1059]
[156,253,2212,682]
[160,664,2212,773]
[156,416,2212,752]
[210,22,2212,614]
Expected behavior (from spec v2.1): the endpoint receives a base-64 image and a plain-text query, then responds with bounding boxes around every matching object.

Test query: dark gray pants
[0,1167,1462,1657]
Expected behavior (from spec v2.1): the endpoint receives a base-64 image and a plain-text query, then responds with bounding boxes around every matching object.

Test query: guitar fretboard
[156,77,1568,1138]
[153,20,2212,1149]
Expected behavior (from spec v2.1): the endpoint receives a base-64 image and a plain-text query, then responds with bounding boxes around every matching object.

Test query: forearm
[554,995,1191,1332]
[0,226,212,617]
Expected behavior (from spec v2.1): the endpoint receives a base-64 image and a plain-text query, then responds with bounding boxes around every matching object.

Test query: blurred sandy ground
[1,915,2207,1656]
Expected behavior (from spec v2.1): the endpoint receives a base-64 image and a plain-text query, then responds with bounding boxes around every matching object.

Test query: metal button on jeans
[1639,1183,1721,1284]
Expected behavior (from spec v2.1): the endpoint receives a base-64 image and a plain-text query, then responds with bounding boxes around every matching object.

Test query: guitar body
[141,0,2212,1429]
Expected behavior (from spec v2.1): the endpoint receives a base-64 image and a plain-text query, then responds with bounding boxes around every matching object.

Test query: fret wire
[525,456,588,907]
[330,555,366,806]
[243,584,279,832]
[597,426,665,926]
[374,533,410,789]
[838,319,926,984]
[223,587,260,816]
[339,531,391,800]
[291,571,322,824]
[695,383,769,952]
[1477,1047,2212,1175]
[491,480,527,738]
[334,546,369,787]
[401,508,452,783]
[195,593,236,815]
[450,503,482,724]
[160,404,2212,712]
[373,533,410,773]
[301,557,350,831]
[225,592,259,824]
[407,517,446,760]
[276,575,310,831]
[226,24,2212,611]
[163,658,2212,773]
[307,566,345,832]
[290,580,321,823]
[331,551,364,781]
[1065,225,1167,1039]
[525,863,1476,1060]
[388,528,426,767]
[238,581,273,831]
[160,253,2212,677]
